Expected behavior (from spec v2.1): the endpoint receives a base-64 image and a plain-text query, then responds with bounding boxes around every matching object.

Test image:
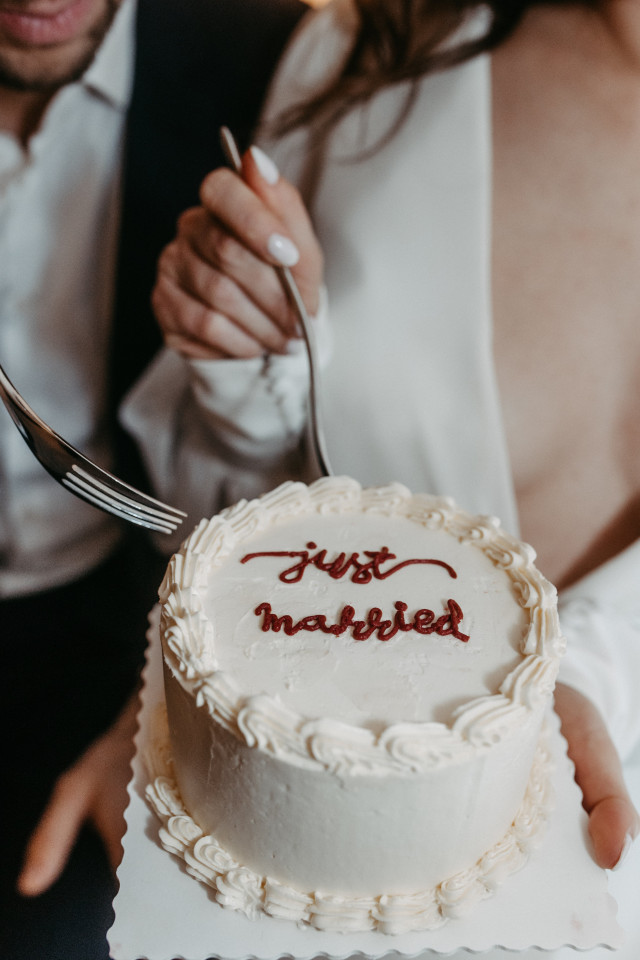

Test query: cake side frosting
[145,703,555,934]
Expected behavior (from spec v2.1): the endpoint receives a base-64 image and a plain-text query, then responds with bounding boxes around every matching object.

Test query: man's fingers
[90,770,130,872]
[17,694,140,897]
[554,683,640,870]
[17,770,91,896]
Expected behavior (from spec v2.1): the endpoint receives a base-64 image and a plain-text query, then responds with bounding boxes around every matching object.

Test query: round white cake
[146,477,565,934]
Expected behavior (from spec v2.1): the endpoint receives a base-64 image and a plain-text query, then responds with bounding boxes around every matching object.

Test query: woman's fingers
[153,150,324,360]
[154,234,292,359]
[241,146,324,316]
[554,683,640,870]
[589,797,637,871]
[200,168,298,265]
[176,207,298,333]
[154,201,306,357]
[201,156,323,314]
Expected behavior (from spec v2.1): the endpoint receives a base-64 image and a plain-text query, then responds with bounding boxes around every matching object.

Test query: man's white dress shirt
[0,0,135,597]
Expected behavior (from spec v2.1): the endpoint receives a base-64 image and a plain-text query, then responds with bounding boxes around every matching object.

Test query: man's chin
[0,43,97,91]
[0,0,119,93]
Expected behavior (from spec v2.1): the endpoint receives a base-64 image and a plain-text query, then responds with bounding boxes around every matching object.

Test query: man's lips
[0,0,95,46]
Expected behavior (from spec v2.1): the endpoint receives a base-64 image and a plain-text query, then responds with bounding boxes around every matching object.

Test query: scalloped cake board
[109,617,623,960]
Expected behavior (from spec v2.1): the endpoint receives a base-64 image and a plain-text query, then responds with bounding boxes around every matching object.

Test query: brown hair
[276,0,583,138]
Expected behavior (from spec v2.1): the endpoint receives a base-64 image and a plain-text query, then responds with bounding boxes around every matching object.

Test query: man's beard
[0,0,120,92]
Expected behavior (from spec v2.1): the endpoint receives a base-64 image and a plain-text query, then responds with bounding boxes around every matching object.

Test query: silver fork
[220,126,334,478]
[0,363,186,534]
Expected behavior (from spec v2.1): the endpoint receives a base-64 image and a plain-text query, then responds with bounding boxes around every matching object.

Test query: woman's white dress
[122,2,640,954]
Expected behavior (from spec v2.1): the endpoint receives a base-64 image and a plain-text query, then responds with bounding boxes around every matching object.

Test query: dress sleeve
[557,538,640,761]
[119,2,345,548]
[119,347,308,549]
[119,291,331,550]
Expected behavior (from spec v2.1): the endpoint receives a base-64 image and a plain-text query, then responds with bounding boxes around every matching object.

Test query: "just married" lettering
[241,543,470,643]
[241,542,457,583]
[254,598,470,642]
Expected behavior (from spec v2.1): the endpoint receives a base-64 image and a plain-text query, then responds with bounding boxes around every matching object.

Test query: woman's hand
[152,146,324,361]
[554,682,639,870]
[17,694,140,896]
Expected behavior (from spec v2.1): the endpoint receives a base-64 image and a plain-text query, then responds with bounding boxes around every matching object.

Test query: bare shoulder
[490,5,640,588]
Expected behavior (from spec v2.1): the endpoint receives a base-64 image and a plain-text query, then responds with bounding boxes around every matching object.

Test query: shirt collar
[82,0,136,111]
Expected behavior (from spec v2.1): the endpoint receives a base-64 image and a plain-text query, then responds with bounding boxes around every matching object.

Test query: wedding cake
[146,477,564,934]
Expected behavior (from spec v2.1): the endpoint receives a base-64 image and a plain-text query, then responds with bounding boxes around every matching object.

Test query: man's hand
[554,682,639,870]
[17,693,140,897]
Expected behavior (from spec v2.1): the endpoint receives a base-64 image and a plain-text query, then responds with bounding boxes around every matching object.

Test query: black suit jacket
[110,0,305,483]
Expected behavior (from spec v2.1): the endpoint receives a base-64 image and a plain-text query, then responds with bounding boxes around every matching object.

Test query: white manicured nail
[250,145,279,185]
[268,233,299,267]
[612,832,635,871]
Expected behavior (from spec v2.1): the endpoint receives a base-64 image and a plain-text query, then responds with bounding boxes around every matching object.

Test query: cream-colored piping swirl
[145,707,555,935]
[158,478,564,773]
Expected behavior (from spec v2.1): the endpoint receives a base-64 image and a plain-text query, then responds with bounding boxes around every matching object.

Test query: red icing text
[241,543,457,584]
[254,599,470,643]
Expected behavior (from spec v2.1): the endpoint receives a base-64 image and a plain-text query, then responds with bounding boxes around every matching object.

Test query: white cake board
[109,617,623,960]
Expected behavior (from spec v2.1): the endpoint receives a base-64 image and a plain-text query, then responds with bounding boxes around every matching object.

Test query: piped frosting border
[158,478,565,773]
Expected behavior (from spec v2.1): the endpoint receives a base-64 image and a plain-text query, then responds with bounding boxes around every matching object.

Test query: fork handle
[219,127,333,478]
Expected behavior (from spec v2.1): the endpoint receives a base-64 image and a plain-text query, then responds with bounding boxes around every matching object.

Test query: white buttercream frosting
[146,704,554,934]
[159,478,562,761]
[151,477,565,933]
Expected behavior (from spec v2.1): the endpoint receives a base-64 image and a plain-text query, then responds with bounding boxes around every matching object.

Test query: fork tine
[0,361,188,533]
[62,473,180,534]
[64,468,183,530]
[67,465,186,522]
